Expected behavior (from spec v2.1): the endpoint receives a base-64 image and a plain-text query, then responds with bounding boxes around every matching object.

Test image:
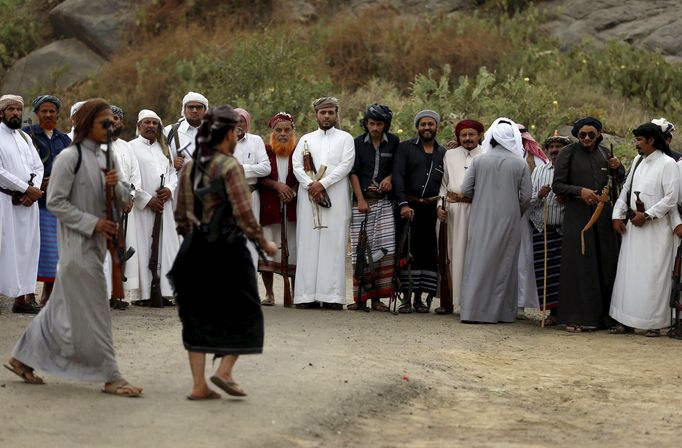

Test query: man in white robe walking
[292,97,355,309]
[0,94,44,314]
[130,109,180,307]
[610,123,679,336]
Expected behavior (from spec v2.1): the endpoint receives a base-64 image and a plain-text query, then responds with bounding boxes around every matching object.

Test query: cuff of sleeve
[136,191,152,210]
[82,214,99,237]
[319,177,332,190]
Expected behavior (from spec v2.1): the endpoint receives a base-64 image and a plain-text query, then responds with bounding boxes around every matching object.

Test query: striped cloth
[532,226,562,310]
[397,201,439,295]
[37,206,59,282]
[350,198,396,302]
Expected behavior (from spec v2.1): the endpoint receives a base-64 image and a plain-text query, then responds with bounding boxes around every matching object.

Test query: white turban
[0,94,24,111]
[70,100,85,118]
[181,91,208,118]
[652,117,675,136]
[136,109,163,136]
[481,117,524,159]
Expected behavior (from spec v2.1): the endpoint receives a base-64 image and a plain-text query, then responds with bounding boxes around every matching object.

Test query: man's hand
[95,218,118,239]
[146,196,164,213]
[674,224,682,238]
[358,198,370,214]
[538,184,551,199]
[612,219,626,235]
[40,176,49,191]
[174,156,184,171]
[122,202,134,214]
[400,205,414,220]
[101,169,119,187]
[276,183,296,203]
[555,195,566,205]
[437,207,448,222]
[631,211,647,227]
[24,185,43,201]
[379,177,392,192]
[262,240,278,257]
[156,187,172,203]
[580,188,600,205]
[308,181,324,198]
[608,156,621,170]
[19,195,34,207]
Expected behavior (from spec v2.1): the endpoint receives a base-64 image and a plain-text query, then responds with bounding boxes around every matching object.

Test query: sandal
[261,294,275,306]
[347,302,369,311]
[102,380,143,397]
[565,325,583,333]
[210,376,247,397]
[398,303,412,314]
[187,390,221,401]
[644,329,661,338]
[109,298,129,310]
[608,324,634,335]
[542,315,558,327]
[3,361,45,385]
[371,301,389,312]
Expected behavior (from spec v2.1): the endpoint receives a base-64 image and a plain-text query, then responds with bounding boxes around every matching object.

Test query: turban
[414,109,440,127]
[31,95,61,112]
[181,91,208,118]
[268,111,295,129]
[651,117,675,137]
[312,96,339,111]
[543,132,571,149]
[454,119,484,137]
[0,94,24,111]
[633,122,671,156]
[111,105,125,119]
[481,117,524,159]
[70,101,85,118]
[136,109,163,137]
[362,104,393,132]
[234,108,252,133]
[571,116,603,137]
[517,123,548,163]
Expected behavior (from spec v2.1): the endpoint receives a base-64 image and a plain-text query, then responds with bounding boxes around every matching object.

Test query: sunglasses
[578,131,597,139]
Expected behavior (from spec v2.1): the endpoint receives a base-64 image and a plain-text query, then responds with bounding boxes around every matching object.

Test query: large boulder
[543,0,682,63]
[48,0,136,59]
[1,39,105,99]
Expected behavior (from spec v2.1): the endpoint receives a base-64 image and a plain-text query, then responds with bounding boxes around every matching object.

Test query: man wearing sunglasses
[551,117,625,332]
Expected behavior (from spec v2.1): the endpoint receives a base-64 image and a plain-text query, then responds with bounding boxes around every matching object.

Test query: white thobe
[518,154,545,309]
[103,138,142,294]
[130,136,180,300]
[610,151,679,329]
[164,119,199,159]
[0,123,44,297]
[293,127,355,304]
[234,133,270,267]
[439,145,481,307]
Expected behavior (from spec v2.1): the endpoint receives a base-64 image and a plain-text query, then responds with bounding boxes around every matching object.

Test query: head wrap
[571,116,603,137]
[633,122,671,156]
[70,101,85,118]
[455,119,484,137]
[0,94,24,111]
[312,97,339,111]
[31,95,61,112]
[136,109,163,137]
[361,104,393,133]
[111,105,125,119]
[543,132,571,149]
[517,124,548,163]
[414,110,440,127]
[268,111,295,129]
[481,117,524,159]
[234,108,252,133]
[181,91,208,118]
[651,117,675,138]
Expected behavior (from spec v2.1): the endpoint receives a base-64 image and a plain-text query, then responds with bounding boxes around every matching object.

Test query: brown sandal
[608,324,634,335]
[644,329,661,338]
[261,294,275,306]
[3,362,44,385]
[102,380,143,397]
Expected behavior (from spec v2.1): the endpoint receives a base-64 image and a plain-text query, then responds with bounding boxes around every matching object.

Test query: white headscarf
[481,117,524,159]
[70,100,85,118]
[136,109,163,136]
[181,91,208,118]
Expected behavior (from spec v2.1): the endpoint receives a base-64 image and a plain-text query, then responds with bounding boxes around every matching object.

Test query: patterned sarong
[37,206,58,282]
[532,226,562,310]
[350,198,395,302]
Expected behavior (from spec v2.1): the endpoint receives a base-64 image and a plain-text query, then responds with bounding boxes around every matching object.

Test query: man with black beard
[393,110,446,313]
[165,91,209,171]
[0,95,44,314]
[22,95,71,308]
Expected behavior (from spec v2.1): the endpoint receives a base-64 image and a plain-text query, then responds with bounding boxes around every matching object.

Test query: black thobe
[552,142,624,328]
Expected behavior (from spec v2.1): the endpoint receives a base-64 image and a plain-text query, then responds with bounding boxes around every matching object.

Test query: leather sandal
[261,294,275,306]
[434,307,453,315]
[608,324,634,335]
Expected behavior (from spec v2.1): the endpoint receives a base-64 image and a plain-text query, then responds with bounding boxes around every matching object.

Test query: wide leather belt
[406,195,439,204]
[446,191,472,204]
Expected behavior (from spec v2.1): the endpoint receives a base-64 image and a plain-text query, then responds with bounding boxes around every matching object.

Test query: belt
[0,187,17,197]
[406,195,439,204]
[446,191,472,204]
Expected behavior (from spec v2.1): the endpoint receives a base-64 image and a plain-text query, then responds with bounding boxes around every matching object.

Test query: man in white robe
[130,109,180,307]
[0,94,44,314]
[610,123,679,336]
[234,107,271,267]
[292,97,355,309]
[436,119,484,314]
[165,91,208,171]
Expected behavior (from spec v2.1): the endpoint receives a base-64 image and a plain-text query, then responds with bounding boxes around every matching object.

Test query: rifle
[280,201,293,307]
[669,241,682,339]
[389,220,413,315]
[302,141,331,229]
[10,173,36,205]
[437,197,452,310]
[607,142,621,205]
[103,120,126,302]
[353,214,371,312]
[633,191,645,214]
[148,174,165,308]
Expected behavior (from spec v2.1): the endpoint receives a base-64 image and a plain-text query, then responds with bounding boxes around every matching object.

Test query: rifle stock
[437,197,452,309]
[104,125,126,300]
[148,174,165,308]
[280,201,293,307]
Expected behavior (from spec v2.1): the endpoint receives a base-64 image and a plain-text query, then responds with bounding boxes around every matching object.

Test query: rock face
[544,0,682,63]
[1,39,106,98]
[48,0,136,58]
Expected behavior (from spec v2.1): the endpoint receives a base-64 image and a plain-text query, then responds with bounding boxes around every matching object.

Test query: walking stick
[541,198,549,328]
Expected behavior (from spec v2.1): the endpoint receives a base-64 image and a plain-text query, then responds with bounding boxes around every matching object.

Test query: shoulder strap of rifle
[167,120,183,151]
[74,144,83,175]
[626,155,644,206]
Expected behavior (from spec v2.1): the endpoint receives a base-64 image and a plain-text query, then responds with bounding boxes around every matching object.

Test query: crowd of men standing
[1,90,682,339]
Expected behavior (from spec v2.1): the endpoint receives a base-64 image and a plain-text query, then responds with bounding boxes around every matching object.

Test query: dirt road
[2,289,681,447]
